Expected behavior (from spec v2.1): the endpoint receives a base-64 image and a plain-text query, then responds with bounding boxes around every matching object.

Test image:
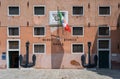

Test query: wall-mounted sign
[42,38,77,42]
[49,11,68,25]
[2,52,6,60]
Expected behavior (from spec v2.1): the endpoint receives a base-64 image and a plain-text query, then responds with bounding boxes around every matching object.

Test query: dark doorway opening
[9,51,19,68]
[99,51,109,68]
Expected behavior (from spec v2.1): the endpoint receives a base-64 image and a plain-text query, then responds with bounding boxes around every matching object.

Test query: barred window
[34,6,45,15]
[72,27,83,36]
[34,44,45,53]
[99,26,110,36]
[8,27,19,36]
[72,44,83,53]
[73,6,83,15]
[34,27,45,36]
[9,6,19,15]
[99,6,110,15]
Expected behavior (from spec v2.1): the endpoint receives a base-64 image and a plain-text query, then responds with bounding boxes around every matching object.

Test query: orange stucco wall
[0,0,120,69]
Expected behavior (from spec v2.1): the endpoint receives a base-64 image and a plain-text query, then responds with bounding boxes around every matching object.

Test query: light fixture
[0,1,1,6]
[27,1,29,7]
[27,21,29,26]
[118,3,120,9]
[88,3,90,8]
[88,22,90,27]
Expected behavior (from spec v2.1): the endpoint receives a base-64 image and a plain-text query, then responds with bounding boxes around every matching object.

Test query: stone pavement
[0,69,120,79]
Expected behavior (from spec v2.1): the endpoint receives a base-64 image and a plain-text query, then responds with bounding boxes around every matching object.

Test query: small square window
[34,44,45,53]
[8,27,19,37]
[34,6,45,15]
[8,6,19,16]
[72,27,83,36]
[34,27,45,36]
[73,6,83,16]
[98,26,110,36]
[9,41,19,49]
[72,44,83,53]
[99,6,110,16]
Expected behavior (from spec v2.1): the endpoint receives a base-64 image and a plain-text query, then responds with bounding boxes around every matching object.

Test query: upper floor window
[34,5,45,16]
[98,25,110,36]
[34,27,45,37]
[99,6,110,16]
[72,6,83,16]
[8,6,20,16]
[8,27,20,37]
[72,26,83,36]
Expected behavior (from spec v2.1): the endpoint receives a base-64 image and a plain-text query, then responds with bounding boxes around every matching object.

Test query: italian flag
[58,11,71,32]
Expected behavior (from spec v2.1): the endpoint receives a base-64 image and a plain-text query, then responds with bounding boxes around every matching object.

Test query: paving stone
[0,69,120,79]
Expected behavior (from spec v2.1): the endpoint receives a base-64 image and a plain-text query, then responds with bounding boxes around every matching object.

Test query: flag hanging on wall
[58,11,71,32]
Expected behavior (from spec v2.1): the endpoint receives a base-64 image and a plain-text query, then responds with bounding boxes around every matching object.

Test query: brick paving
[0,69,120,79]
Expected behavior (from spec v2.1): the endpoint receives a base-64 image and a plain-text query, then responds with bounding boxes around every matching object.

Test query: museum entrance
[98,39,111,69]
[9,51,19,68]
[7,39,20,68]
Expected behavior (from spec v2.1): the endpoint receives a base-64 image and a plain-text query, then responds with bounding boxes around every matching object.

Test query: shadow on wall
[51,37,64,69]
[84,27,120,79]
[91,22,120,69]
[111,28,120,69]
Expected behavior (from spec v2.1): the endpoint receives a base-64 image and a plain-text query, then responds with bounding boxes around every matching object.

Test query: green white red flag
[58,11,71,32]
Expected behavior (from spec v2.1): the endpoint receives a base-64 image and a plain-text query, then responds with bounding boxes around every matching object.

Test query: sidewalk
[0,69,120,79]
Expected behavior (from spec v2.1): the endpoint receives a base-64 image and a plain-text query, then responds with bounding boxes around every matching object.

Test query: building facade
[0,0,120,69]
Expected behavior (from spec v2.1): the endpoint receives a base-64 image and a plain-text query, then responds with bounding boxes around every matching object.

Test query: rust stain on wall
[70,60,80,66]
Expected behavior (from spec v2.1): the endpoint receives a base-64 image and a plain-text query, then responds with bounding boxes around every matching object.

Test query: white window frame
[98,25,110,37]
[33,43,46,54]
[33,26,46,37]
[72,6,84,16]
[7,26,20,37]
[33,5,45,16]
[8,5,20,16]
[72,26,84,37]
[71,43,84,54]
[98,6,111,16]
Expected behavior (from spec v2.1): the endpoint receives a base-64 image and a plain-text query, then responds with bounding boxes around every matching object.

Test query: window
[99,6,110,16]
[8,6,19,16]
[73,6,83,16]
[33,44,45,54]
[99,40,109,49]
[98,26,110,36]
[34,6,45,15]
[8,27,19,37]
[34,27,45,36]
[72,27,83,36]
[9,41,19,49]
[72,43,83,53]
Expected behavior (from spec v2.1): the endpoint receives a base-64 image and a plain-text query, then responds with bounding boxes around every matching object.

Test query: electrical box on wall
[2,52,6,60]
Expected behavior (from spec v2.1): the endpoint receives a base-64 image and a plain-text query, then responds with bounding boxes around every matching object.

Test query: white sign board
[49,11,68,25]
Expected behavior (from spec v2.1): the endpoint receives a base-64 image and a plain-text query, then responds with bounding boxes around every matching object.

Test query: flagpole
[57,6,59,37]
